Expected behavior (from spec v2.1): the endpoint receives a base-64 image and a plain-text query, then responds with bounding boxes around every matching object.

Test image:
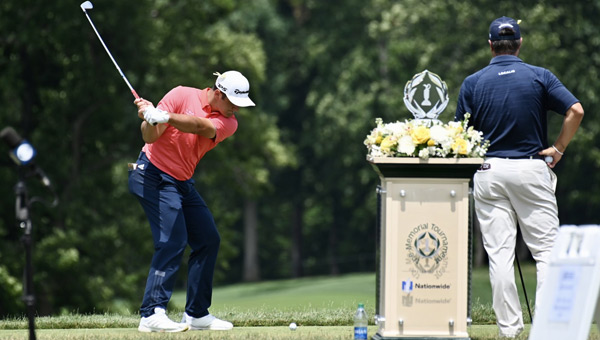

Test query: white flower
[365,114,488,159]
[382,121,407,137]
[370,145,384,157]
[397,135,416,155]
[429,125,451,144]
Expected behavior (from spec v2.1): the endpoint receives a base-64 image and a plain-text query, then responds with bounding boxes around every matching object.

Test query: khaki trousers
[474,158,559,337]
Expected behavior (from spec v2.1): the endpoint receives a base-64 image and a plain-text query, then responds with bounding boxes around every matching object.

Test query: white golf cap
[214,71,255,107]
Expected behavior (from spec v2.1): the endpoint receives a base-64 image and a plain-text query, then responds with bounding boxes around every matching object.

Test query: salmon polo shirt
[142,86,238,181]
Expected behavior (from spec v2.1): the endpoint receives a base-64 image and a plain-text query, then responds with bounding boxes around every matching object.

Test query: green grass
[1,264,592,340]
[0,325,594,340]
[470,262,537,324]
[0,325,535,340]
[170,273,376,327]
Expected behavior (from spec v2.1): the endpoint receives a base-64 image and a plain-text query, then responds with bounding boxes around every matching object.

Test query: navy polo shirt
[455,55,579,158]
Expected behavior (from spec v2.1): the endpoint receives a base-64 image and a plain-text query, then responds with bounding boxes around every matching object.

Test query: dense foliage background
[1,0,598,316]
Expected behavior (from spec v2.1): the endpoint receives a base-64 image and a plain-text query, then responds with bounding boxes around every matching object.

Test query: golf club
[80,1,140,99]
[515,252,533,322]
[515,225,533,322]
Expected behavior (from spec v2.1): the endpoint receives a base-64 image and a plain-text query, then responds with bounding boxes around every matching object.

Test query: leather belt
[498,155,545,160]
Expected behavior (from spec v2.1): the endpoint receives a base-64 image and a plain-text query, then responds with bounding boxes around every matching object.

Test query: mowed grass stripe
[172,272,377,311]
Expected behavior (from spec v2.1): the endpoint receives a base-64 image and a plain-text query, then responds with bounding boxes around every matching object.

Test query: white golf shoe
[138,307,190,333]
[181,312,234,330]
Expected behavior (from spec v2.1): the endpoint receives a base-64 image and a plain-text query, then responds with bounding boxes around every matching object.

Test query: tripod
[15,173,37,340]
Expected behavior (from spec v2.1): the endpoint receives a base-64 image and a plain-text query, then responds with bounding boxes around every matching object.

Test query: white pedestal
[369,157,482,340]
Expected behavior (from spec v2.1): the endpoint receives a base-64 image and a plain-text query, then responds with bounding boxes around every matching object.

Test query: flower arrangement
[364,113,489,160]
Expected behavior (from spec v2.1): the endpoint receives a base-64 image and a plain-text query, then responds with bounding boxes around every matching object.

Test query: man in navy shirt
[456,16,584,338]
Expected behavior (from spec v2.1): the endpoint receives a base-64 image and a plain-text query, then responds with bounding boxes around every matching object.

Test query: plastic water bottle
[354,303,368,340]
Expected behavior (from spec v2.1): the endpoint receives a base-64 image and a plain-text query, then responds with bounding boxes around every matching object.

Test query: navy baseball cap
[489,16,521,41]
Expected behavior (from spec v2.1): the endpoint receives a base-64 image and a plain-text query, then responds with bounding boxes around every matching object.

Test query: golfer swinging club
[128,71,255,332]
[455,17,584,338]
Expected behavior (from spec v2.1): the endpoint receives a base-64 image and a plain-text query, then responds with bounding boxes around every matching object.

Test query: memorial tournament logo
[405,223,449,279]
[403,70,449,121]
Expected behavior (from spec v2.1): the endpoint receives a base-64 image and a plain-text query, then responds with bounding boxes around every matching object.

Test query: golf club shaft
[515,249,533,322]
[82,10,140,99]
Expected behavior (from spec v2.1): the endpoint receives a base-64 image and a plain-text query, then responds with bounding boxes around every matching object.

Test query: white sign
[529,225,600,340]
[548,266,581,323]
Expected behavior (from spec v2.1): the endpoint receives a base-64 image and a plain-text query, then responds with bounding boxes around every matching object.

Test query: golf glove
[144,107,169,125]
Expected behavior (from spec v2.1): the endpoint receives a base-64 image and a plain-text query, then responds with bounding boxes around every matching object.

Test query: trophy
[403,70,449,121]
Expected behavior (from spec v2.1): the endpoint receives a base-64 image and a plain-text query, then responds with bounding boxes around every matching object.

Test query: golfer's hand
[143,107,170,126]
[538,146,563,169]
[134,98,154,120]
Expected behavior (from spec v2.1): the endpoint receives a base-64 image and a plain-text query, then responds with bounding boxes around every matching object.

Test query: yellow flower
[380,136,395,153]
[411,126,430,145]
[427,139,436,147]
[448,124,463,138]
[452,138,468,155]
[375,134,383,145]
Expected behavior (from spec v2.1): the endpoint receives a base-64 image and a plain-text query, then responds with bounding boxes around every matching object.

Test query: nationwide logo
[402,280,414,293]
[414,298,451,304]
[401,280,452,307]
[405,223,449,279]
[401,280,414,307]
[414,283,451,289]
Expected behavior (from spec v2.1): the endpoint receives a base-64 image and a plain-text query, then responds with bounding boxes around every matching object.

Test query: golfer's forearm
[554,103,584,152]
[167,114,216,139]
[140,121,162,143]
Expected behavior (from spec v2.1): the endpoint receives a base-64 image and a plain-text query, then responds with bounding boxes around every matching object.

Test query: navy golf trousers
[128,152,220,318]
